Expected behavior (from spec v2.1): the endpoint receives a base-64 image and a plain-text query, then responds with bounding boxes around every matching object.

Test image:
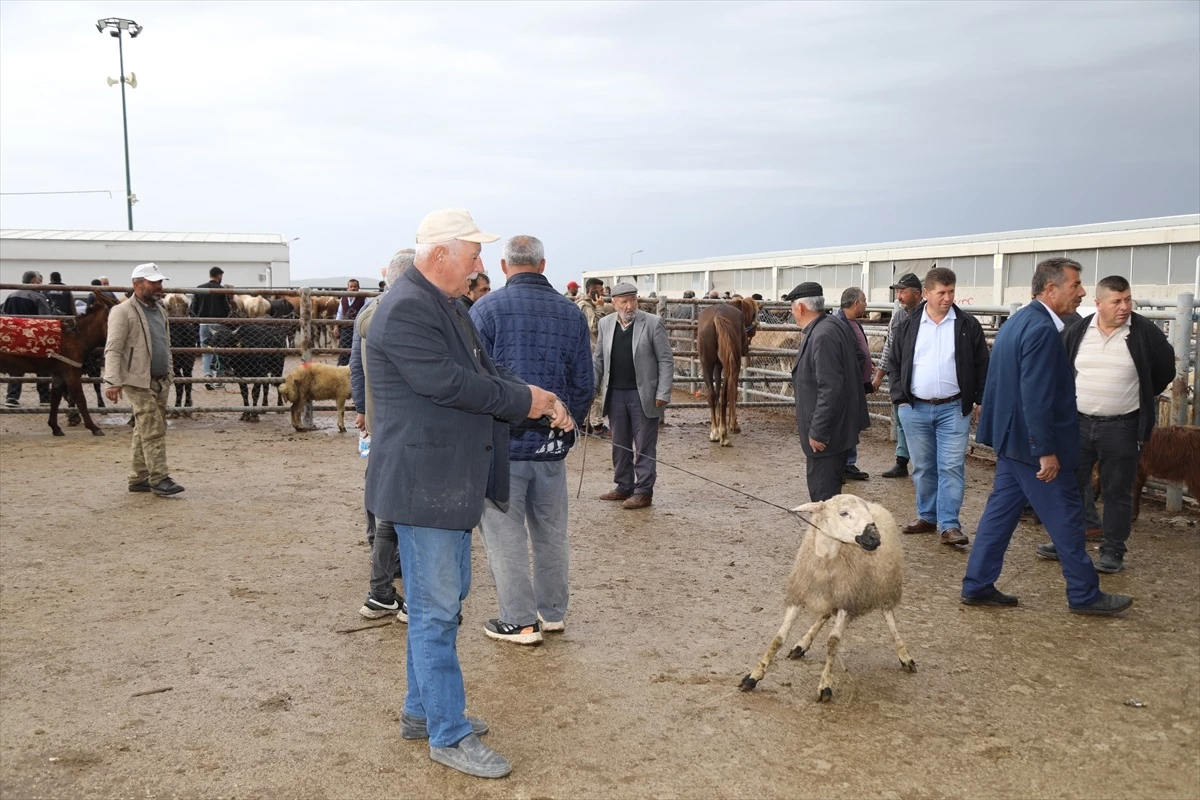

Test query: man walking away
[873,272,923,477]
[191,266,231,388]
[471,236,593,644]
[834,287,875,481]
[103,264,184,497]
[962,257,1131,615]
[887,267,988,547]
[1035,274,1173,573]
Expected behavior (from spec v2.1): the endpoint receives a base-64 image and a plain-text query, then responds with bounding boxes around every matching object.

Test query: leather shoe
[128,480,152,493]
[1096,552,1124,574]
[599,489,630,501]
[843,464,869,481]
[1085,527,1103,541]
[902,519,937,535]
[940,527,968,546]
[1070,591,1133,616]
[1035,542,1059,561]
[961,586,1019,606]
[622,493,652,509]
[881,461,909,478]
[151,477,185,497]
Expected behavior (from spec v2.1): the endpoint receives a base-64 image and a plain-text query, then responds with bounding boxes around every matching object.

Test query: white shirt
[1034,299,1065,332]
[1075,316,1140,416]
[910,306,960,401]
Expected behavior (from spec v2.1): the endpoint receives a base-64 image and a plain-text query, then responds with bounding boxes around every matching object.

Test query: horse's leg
[47,377,65,436]
[706,362,721,443]
[66,371,101,435]
[740,604,802,691]
[726,355,741,436]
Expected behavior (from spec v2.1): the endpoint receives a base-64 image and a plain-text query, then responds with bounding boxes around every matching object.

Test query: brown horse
[697,298,759,446]
[0,291,119,436]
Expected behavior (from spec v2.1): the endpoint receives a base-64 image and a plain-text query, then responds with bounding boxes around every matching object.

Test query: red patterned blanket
[0,316,64,359]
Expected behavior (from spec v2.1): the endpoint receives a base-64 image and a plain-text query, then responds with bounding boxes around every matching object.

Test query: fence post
[299,287,314,429]
[1166,291,1194,512]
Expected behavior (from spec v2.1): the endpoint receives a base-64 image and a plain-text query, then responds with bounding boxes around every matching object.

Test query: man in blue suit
[364,209,569,778]
[962,257,1132,616]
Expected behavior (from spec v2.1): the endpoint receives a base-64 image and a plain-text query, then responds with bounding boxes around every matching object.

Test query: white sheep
[739,493,916,702]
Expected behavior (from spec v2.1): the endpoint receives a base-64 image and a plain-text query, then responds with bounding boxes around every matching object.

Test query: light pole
[629,249,643,268]
[96,17,142,231]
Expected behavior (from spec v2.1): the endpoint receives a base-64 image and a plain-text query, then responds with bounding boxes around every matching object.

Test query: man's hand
[808,437,826,452]
[1037,454,1059,482]
[354,412,366,432]
[104,385,122,403]
[527,385,558,419]
[871,371,884,393]
[548,398,575,432]
[655,399,667,408]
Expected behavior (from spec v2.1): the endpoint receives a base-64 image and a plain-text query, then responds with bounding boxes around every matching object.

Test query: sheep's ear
[793,501,822,514]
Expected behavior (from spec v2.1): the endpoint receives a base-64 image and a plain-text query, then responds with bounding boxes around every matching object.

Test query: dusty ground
[1,390,1198,800]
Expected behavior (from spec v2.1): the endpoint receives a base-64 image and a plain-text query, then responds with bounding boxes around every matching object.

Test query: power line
[0,190,113,197]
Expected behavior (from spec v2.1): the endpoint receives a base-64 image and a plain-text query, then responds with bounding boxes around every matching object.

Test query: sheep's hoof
[90,428,105,437]
[337,426,346,433]
[902,659,917,673]
[787,646,806,660]
[739,675,758,691]
[818,687,833,703]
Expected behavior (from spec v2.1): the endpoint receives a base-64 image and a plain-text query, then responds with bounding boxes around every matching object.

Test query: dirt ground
[1,390,1198,800]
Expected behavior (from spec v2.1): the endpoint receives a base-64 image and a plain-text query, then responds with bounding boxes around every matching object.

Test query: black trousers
[805,449,848,502]
[336,325,354,367]
[1075,413,1141,557]
[6,377,49,405]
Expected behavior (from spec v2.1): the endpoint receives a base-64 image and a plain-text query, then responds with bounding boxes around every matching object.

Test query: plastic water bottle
[358,432,370,459]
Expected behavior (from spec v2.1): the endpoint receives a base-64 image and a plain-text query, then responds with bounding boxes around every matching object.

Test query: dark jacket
[887,302,989,416]
[1062,312,1174,443]
[470,272,594,461]
[977,300,1078,470]
[833,309,873,389]
[45,283,75,316]
[363,267,531,530]
[1,290,52,316]
[792,313,869,457]
[190,281,231,319]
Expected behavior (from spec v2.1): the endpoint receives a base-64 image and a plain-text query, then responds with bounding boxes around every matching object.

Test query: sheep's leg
[816,609,849,702]
[739,605,802,691]
[787,612,832,659]
[336,398,346,432]
[882,609,917,673]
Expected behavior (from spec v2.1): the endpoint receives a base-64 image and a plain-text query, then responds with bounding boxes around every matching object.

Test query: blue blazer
[976,300,1079,471]
[363,267,532,530]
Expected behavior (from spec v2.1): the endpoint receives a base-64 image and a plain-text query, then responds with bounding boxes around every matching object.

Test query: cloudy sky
[1,0,1197,287]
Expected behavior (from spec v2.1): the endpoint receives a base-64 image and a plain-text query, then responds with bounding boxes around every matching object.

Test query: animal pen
[1,284,1197,509]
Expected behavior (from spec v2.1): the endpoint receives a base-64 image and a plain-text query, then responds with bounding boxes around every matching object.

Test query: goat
[740,494,916,702]
[1132,425,1200,520]
[277,361,351,432]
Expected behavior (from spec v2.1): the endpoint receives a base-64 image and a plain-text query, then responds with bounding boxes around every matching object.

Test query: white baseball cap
[415,208,500,245]
[131,263,169,282]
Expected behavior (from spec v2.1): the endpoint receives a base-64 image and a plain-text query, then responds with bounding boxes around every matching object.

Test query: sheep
[277,361,351,432]
[739,494,916,702]
[1132,425,1200,520]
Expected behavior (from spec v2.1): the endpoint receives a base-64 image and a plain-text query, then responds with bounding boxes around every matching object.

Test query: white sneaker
[538,614,565,633]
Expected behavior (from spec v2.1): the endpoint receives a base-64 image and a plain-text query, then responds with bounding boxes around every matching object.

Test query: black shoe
[881,461,909,478]
[961,586,1019,606]
[150,477,185,496]
[1070,591,1133,616]
[128,480,152,493]
[844,464,870,481]
[1035,542,1059,561]
[1096,552,1124,574]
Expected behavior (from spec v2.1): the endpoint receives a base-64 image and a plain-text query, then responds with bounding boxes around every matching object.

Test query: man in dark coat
[962,257,1132,616]
[788,281,869,502]
[363,208,566,779]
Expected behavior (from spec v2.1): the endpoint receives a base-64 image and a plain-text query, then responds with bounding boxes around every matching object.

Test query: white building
[0,229,291,297]
[585,215,1200,305]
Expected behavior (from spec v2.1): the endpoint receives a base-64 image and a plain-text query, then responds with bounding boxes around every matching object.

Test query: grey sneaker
[1096,552,1125,574]
[538,614,565,633]
[1070,592,1133,616]
[429,733,511,779]
[401,711,488,740]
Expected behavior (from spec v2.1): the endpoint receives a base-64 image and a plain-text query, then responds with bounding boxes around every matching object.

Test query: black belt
[1080,410,1138,421]
[915,394,961,406]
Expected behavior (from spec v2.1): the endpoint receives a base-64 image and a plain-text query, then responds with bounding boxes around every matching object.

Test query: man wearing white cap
[102,264,184,496]
[364,209,568,779]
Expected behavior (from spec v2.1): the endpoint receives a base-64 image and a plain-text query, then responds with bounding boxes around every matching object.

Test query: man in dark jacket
[45,272,75,316]
[789,281,869,503]
[364,209,566,779]
[1035,274,1174,573]
[963,257,1131,616]
[190,266,231,384]
[335,278,366,366]
[3,270,53,406]
[470,235,593,645]
[887,267,989,547]
[834,287,874,481]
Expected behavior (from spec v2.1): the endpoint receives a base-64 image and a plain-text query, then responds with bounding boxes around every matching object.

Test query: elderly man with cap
[190,266,231,388]
[593,282,674,509]
[364,209,568,779]
[871,272,924,477]
[788,281,869,502]
[102,264,184,497]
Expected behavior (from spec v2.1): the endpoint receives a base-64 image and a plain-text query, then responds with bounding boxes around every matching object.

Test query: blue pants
[963,456,1101,607]
[200,323,217,376]
[892,403,909,460]
[392,523,473,748]
[899,401,971,531]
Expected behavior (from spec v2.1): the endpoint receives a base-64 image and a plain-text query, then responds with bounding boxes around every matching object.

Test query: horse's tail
[713,313,742,408]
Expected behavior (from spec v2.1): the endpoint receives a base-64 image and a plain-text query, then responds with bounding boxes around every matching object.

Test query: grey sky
[1,0,1196,289]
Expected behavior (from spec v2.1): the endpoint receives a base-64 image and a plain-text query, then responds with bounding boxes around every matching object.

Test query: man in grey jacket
[593,283,674,509]
[102,264,184,497]
[871,272,924,477]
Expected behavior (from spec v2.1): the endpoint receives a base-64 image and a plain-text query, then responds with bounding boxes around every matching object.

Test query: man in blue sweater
[470,236,594,644]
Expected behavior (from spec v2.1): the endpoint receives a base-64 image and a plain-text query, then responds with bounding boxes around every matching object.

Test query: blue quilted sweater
[470,272,594,461]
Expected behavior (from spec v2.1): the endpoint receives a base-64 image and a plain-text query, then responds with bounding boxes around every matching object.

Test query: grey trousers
[366,509,403,601]
[479,460,569,626]
[806,449,847,503]
[608,388,659,495]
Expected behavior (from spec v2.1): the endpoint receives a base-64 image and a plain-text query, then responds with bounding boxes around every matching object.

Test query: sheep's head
[794,495,881,552]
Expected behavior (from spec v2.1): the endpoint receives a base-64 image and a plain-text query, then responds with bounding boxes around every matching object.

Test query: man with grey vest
[103,264,184,497]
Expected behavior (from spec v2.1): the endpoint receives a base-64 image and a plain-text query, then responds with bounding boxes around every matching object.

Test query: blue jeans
[392,523,473,748]
[200,323,217,376]
[898,401,971,531]
[892,403,909,460]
